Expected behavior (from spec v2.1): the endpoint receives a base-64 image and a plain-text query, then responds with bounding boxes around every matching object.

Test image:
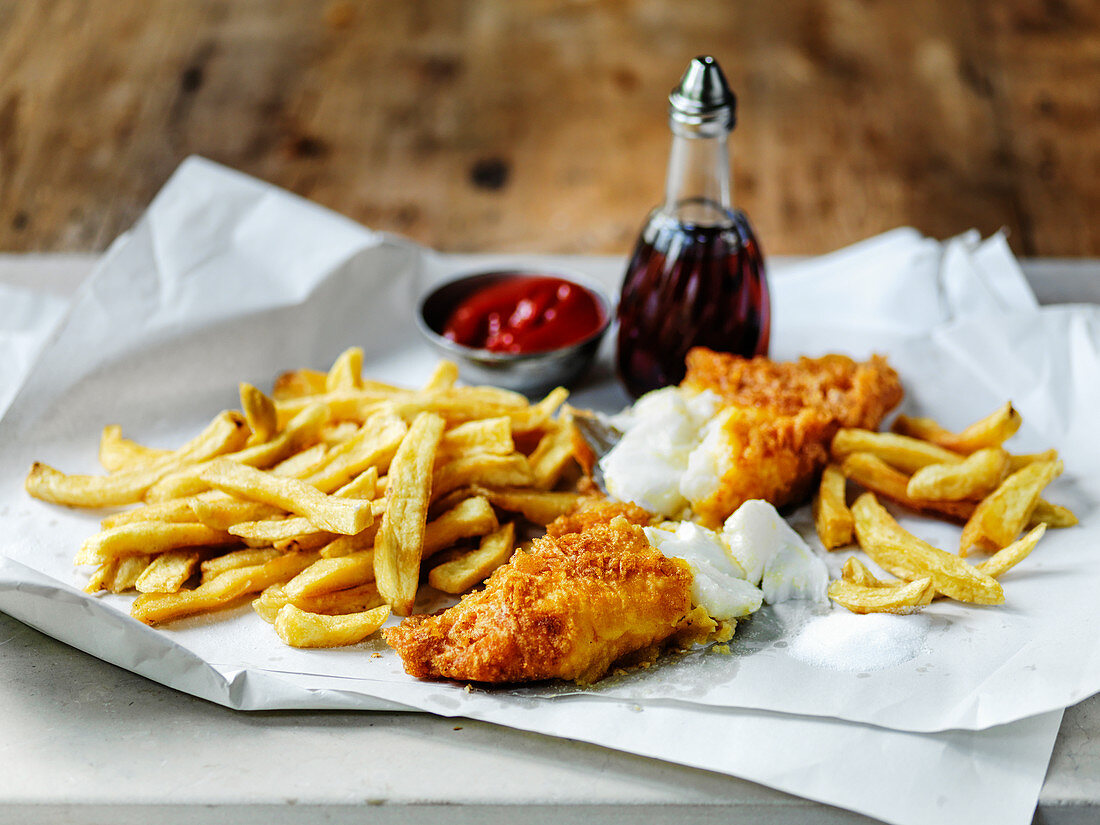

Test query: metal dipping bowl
[416,270,612,395]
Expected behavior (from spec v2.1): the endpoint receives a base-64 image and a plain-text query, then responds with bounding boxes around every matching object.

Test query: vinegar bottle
[617,56,770,398]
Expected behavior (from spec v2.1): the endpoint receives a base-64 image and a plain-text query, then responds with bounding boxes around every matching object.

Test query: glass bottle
[616,56,770,398]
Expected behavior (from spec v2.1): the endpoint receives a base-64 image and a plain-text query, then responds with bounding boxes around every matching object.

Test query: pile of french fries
[813,402,1076,614]
[25,349,584,647]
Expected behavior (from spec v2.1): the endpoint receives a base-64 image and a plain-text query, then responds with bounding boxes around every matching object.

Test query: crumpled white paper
[0,157,1091,825]
[0,280,68,417]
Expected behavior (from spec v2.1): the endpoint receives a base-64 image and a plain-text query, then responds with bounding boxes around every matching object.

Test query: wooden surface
[0,0,1097,258]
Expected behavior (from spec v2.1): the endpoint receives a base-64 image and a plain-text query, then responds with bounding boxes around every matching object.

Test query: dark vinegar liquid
[616,209,770,398]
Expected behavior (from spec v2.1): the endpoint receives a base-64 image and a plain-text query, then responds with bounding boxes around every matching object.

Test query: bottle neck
[662,132,732,225]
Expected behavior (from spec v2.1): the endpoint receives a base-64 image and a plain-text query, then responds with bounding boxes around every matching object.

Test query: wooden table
[0,0,1097,257]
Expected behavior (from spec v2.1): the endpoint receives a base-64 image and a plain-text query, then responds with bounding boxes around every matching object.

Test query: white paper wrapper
[0,280,68,417]
[0,157,1089,825]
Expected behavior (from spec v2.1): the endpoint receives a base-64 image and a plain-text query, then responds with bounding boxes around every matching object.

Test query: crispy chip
[813,463,853,550]
[429,522,516,594]
[906,448,1009,502]
[892,402,1022,453]
[1007,449,1059,473]
[432,454,534,501]
[470,485,582,526]
[422,496,499,558]
[98,425,171,472]
[100,498,202,529]
[76,523,234,566]
[199,458,373,535]
[1028,500,1077,529]
[423,360,459,391]
[977,524,1046,579]
[528,418,578,490]
[326,347,365,392]
[851,493,1003,604]
[134,551,202,594]
[831,429,965,474]
[131,551,320,625]
[374,412,445,616]
[240,383,278,446]
[828,576,936,614]
[841,452,975,523]
[272,368,328,400]
[201,547,282,581]
[273,603,390,648]
[26,411,248,507]
[960,460,1062,555]
[145,403,330,502]
[284,551,377,601]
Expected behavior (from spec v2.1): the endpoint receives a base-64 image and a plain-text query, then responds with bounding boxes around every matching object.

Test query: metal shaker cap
[668,55,737,138]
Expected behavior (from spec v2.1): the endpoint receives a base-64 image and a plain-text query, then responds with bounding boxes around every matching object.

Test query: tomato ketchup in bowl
[417,271,611,393]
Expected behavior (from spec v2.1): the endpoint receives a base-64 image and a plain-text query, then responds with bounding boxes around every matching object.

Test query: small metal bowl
[416,269,612,394]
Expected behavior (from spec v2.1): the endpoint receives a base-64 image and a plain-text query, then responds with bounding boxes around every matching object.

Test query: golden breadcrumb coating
[546,497,654,537]
[681,349,903,525]
[383,518,692,684]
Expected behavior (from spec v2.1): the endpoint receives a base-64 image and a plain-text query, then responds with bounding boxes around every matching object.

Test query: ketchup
[443,276,604,354]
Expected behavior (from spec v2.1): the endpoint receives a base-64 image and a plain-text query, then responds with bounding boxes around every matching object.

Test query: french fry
[320,421,361,446]
[423,360,459,391]
[145,403,330,502]
[101,497,202,529]
[828,576,936,614]
[240,383,277,446]
[274,389,407,427]
[98,425,171,471]
[905,448,1009,502]
[201,547,282,581]
[422,496,499,558]
[302,412,407,492]
[198,458,373,535]
[831,429,965,474]
[841,452,975,523]
[1008,449,1059,473]
[134,551,202,593]
[429,522,516,594]
[273,603,390,648]
[85,556,153,594]
[285,551,377,601]
[840,556,884,587]
[978,524,1046,579]
[190,493,282,531]
[326,346,364,392]
[26,411,249,507]
[319,527,379,558]
[76,522,234,566]
[1028,500,1077,529]
[270,443,329,478]
[230,499,385,544]
[131,550,320,625]
[252,584,289,623]
[289,582,386,615]
[273,368,328,400]
[470,485,582,526]
[374,412,445,616]
[813,463,853,549]
[432,454,534,501]
[851,493,1004,604]
[436,417,514,460]
[892,402,1022,453]
[527,418,578,489]
[960,460,1063,555]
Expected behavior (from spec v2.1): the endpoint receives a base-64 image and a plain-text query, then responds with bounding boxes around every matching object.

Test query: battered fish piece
[681,349,903,525]
[545,497,654,537]
[384,518,693,684]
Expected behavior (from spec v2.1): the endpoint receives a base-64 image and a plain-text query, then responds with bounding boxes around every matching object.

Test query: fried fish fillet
[383,518,692,684]
[681,349,903,525]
